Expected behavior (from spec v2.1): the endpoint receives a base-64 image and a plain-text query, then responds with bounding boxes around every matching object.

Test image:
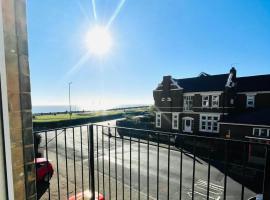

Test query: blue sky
[27,0,270,110]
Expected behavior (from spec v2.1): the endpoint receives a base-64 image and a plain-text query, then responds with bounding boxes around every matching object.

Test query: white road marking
[187,179,223,200]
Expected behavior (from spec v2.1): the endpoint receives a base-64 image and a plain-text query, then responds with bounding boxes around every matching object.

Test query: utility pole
[69,82,72,119]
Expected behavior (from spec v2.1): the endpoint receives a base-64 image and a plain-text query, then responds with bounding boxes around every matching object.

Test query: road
[38,119,255,200]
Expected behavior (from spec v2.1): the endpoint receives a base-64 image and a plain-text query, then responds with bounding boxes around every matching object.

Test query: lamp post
[69,82,72,119]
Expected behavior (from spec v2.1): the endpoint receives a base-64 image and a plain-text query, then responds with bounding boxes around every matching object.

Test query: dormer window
[246,95,255,108]
[202,95,209,107]
[212,95,219,108]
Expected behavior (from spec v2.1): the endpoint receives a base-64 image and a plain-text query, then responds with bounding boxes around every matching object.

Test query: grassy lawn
[33,107,150,122]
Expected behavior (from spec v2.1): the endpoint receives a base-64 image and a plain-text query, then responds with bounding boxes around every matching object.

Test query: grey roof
[174,73,270,93]
[236,74,270,92]
[174,74,228,92]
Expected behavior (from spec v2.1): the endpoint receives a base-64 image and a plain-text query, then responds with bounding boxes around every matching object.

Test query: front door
[183,118,192,133]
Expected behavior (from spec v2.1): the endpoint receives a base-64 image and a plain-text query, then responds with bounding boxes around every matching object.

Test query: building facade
[153,68,270,140]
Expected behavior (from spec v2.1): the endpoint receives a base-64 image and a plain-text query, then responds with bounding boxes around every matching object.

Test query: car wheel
[43,173,51,182]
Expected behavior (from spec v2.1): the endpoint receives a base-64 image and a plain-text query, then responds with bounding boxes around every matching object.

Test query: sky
[27,0,270,110]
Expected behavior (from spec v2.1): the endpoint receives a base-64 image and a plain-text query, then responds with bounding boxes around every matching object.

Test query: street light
[69,82,72,119]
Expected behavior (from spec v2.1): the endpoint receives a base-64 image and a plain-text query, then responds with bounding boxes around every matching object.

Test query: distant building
[153,67,270,140]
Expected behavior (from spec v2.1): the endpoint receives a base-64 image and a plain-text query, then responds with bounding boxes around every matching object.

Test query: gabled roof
[236,74,270,92]
[173,73,270,93]
[174,74,228,92]
[220,109,270,126]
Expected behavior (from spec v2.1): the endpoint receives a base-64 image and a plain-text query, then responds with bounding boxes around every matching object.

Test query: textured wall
[1,0,36,199]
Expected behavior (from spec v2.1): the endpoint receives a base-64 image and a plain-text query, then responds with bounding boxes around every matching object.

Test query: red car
[35,158,54,182]
[69,191,104,200]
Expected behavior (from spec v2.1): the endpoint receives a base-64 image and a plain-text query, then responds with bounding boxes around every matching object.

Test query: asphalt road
[38,119,256,200]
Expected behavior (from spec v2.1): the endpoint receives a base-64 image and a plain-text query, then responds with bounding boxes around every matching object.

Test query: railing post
[89,124,95,200]
[263,145,270,200]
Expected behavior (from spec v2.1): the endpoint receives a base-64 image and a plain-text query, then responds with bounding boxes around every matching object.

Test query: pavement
[37,119,256,200]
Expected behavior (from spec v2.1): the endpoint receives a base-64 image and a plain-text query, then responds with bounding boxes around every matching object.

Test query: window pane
[254,129,259,136]
[261,129,267,137]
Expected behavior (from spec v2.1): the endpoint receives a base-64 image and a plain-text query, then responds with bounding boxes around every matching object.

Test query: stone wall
[1,0,36,199]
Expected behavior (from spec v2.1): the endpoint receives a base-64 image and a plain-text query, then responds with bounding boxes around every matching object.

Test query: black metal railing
[34,124,270,200]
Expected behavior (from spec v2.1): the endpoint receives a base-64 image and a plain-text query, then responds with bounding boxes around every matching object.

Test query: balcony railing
[34,124,270,200]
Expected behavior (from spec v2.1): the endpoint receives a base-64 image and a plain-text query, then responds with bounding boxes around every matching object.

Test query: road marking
[187,179,223,200]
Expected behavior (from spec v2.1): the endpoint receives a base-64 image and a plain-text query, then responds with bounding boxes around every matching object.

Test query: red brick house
[153,68,270,140]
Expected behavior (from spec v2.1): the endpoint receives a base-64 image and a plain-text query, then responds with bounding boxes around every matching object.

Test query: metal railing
[34,124,270,200]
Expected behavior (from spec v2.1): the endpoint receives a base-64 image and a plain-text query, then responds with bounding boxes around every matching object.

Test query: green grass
[33,107,150,123]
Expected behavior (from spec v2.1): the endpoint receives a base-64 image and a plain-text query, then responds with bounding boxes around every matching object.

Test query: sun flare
[86,25,112,56]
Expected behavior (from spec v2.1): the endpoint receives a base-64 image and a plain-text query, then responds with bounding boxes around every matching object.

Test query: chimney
[226,67,237,88]
[230,67,237,80]
[163,75,172,90]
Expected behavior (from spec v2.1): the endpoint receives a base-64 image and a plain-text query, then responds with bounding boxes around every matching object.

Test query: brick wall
[1,0,36,199]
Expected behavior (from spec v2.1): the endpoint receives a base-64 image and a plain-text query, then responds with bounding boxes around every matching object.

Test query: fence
[34,124,270,200]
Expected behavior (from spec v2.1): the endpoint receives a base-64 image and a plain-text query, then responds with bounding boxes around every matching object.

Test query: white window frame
[183,95,193,111]
[253,128,270,137]
[156,112,161,128]
[212,95,219,108]
[172,113,179,130]
[200,114,220,133]
[202,95,209,108]
[246,95,255,108]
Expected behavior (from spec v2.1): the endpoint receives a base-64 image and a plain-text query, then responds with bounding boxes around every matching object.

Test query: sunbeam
[76,0,91,23]
[106,0,126,28]
[92,0,97,20]
[64,52,91,79]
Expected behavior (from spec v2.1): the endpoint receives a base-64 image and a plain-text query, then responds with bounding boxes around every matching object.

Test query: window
[156,112,161,128]
[202,95,209,107]
[200,114,220,133]
[246,95,255,108]
[183,96,193,111]
[253,128,270,137]
[172,113,179,130]
[212,95,219,107]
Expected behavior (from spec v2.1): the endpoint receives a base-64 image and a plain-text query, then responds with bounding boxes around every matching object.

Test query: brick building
[0,0,36,199]
[153,68,270,140]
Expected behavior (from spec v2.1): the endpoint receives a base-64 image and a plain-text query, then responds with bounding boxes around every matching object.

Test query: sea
[32,104,149,114]
[32,105,81,114]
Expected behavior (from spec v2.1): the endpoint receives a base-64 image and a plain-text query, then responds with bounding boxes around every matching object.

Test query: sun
[86,25,113,56]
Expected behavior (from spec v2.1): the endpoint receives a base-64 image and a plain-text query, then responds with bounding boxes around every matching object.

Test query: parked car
[35,158,54,182]
[69,191,104,200]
